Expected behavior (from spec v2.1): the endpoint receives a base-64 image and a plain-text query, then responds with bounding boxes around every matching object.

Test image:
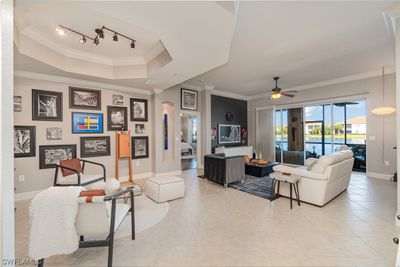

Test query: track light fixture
[56,25,136,50]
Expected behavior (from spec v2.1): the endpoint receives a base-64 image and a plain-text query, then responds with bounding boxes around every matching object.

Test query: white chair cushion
[58,173,104,185]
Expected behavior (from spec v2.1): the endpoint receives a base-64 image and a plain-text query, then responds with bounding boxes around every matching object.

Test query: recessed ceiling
[186,1,396,97]
[14,1,237,92]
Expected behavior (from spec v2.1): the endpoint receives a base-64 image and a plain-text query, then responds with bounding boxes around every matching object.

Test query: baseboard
[15,189,42,202]
[155,170,182,177]
[366,172,393,180]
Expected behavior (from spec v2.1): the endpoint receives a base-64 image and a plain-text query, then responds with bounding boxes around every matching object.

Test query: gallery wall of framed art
[13,77,153,195]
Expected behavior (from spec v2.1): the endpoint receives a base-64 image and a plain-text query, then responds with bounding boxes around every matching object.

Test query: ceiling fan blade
[282,90,298,93]
[282,93,295,97]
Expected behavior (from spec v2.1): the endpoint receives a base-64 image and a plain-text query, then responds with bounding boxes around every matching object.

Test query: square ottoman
[145,176,185,203]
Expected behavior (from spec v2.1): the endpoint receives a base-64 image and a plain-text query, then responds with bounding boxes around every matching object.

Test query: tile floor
[15,171,398,266]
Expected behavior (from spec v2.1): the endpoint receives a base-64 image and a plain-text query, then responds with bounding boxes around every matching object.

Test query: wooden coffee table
[245,161,279,177]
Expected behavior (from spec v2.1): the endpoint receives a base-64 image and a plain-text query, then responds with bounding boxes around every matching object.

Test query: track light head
[94,36,99,45]
[95,28,104,38]
[80,35,86,44]
[113,33,118,42]
[56,27,67,36]
[130,41,136,49]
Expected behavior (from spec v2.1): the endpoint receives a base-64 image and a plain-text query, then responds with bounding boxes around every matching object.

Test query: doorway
[180,112,200,170]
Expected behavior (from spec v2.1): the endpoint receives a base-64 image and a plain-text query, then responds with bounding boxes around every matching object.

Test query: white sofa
[215,146,253,158]
[272,149,354,206]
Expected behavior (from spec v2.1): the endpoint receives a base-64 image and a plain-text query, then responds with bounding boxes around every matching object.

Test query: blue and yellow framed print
[72,112,104,134]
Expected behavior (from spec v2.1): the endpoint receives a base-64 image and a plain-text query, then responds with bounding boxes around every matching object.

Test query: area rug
[115,195,169,239]
[229,175,277,200]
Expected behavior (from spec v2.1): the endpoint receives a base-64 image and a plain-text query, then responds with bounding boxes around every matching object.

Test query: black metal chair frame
[38,188,135,267]
[53,159,106,186]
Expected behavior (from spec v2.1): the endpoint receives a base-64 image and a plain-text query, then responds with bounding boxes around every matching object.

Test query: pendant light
[371,67,396,115]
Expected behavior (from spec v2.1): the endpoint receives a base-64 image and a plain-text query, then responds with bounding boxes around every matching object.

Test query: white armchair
[272,149,354,206]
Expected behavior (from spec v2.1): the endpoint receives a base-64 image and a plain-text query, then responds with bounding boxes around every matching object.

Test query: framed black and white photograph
[14,96,22,112]
[135,124,145,134]
[131,136,149,159]
[32,89,63,121]
[80,136,110,158]
[112,94,124,105]
[14,126,36,158]
[130,98,148,121]
[39,144,77,169]
[218,124,241,144]
[46,127,62,140]
[181,88,198,111]
[107,106,128,131]
[69,86,101,110]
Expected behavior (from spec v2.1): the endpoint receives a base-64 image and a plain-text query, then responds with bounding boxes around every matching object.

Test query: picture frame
[39,144,77,169]
[131,136,149,159]
[181,88,198,111]
[72,112,104,134]
[32,89,63,121]
[46,127,62,140]
[130,98,148,121]
[163,113,168,150]
[218,124,241,144]
[14,126,36,158]
[69,86,101,110]
[107,106,128,131]
[80,136,111,158]
[14,96,22,112]
[135,123,145,134]
[112,94,124,105]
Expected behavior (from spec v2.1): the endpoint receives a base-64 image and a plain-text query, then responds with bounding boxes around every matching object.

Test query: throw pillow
[305,158,318,171]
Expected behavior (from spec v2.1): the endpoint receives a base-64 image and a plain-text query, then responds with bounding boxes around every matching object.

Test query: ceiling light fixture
[271,92,281,99]
[371,67,396,115]
[57,25,136,49]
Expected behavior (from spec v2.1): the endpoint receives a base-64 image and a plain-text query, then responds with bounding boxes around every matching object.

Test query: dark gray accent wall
[211,95,247,150]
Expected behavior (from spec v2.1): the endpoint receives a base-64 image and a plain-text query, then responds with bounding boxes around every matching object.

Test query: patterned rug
[229,175,278,200]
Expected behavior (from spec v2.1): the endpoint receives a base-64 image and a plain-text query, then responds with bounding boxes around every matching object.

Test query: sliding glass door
[276,100,366,172]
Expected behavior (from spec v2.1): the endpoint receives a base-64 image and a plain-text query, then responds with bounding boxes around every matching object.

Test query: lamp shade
[371,106,396,115]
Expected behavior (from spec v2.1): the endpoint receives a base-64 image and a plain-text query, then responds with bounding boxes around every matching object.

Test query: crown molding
[211,89,250,101]
[14,70,152,95]
[247,67,396,101]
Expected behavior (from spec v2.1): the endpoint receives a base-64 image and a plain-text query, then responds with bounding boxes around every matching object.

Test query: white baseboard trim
[155,170,182,177]
[15,190,42,202]
[366,172,393,180]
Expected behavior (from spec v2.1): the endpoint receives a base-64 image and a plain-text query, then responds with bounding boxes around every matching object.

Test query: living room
[1,1,400,267]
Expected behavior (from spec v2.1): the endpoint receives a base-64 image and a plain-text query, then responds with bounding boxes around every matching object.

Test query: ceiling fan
[269,77,297,99]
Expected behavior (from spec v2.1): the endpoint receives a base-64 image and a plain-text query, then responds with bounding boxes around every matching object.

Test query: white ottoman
[145,176,185,203]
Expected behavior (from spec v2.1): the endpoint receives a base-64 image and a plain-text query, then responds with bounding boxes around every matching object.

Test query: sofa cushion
[305,158,319,171]
[311,152,345,173]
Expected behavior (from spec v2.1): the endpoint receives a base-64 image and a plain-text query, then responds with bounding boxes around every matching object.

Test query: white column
[0,0,15,264]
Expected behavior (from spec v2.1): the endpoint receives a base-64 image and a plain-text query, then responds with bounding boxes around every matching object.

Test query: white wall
[14,77,153,194]
[248,74,397,177]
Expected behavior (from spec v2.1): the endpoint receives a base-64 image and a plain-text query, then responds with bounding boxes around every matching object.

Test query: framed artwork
[181,88,198,111]
[130,98,148,121]
[218,124,241,144]
[135,123,145,134]
[14,96,22,112]
[72,112,104,134]
[131,136,149,159]
[80,136,110,158]
[46,127,62,140]
[163,113,168,150]
[39,144,77,169]
[69,86,101,110]
[32,89,63,121]
[107,106,128,131]
[14,126,36,158]
[112,94,124,105]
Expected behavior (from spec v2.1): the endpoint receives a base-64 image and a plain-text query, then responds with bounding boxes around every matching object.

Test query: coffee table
[245,161,279,177]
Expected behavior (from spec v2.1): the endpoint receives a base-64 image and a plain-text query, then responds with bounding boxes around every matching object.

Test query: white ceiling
[14,1,236,92]
[186,1,396,97]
